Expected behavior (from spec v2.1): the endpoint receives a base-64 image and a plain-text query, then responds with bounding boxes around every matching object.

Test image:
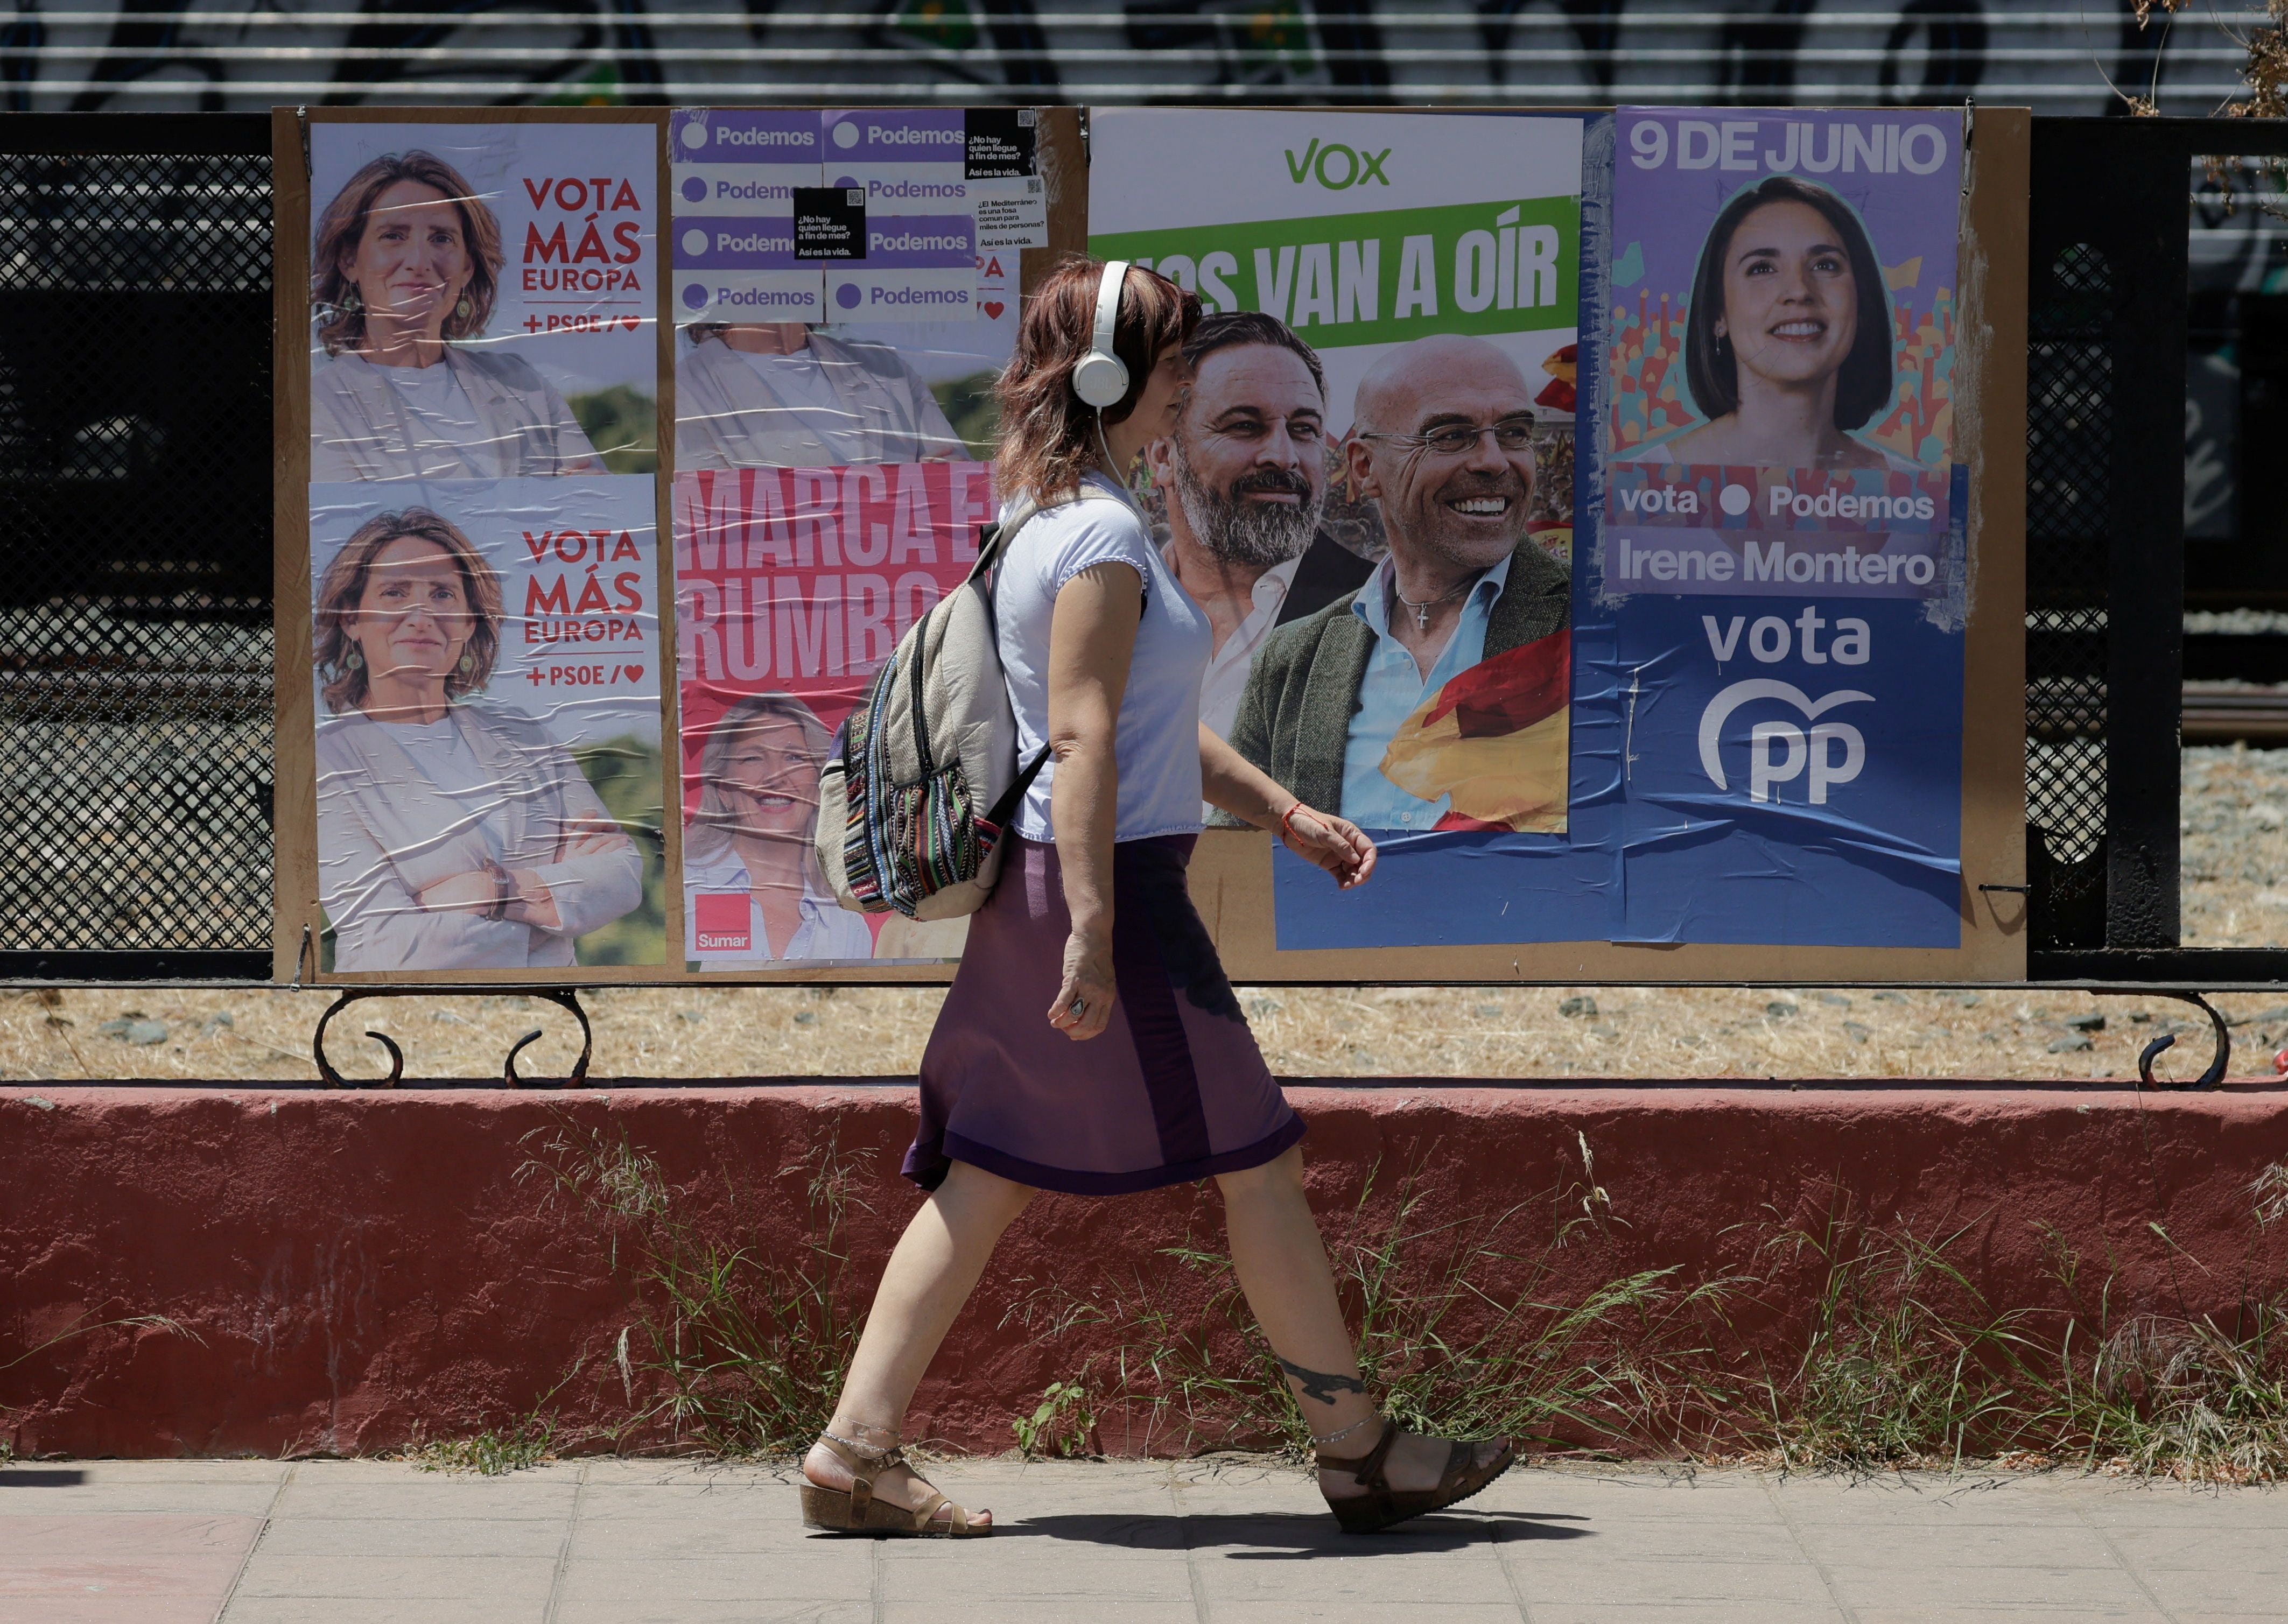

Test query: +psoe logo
[1699,679,1872,805]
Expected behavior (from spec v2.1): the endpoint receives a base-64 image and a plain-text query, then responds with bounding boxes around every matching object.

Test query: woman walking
[801,258,1514,1538]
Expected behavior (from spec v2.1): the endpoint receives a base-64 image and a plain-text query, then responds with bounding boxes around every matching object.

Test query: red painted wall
[4,1080,2286,1459]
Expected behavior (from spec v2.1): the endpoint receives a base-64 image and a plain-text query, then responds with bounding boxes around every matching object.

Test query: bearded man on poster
[1225,334,1573,835]
[1144,311,1374,740]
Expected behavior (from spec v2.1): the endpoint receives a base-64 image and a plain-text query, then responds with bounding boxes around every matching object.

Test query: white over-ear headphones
[1070,259,1131,411]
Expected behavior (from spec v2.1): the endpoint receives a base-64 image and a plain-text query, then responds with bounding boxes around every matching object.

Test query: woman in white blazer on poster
[676,321,964,469]
[313,507,641,971]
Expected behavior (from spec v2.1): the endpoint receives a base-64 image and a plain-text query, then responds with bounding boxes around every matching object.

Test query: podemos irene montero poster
[1598,107,1969,950]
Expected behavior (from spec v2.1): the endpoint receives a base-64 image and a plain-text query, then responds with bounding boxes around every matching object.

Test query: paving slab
[0,1458,2282,1621]
[0,1512,262,1624]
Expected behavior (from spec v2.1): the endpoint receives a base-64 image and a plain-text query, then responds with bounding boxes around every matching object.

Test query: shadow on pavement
[0,1470,89,1487]
[1005,1510,1594,1556]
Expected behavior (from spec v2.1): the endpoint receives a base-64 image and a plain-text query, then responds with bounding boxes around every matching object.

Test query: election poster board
[1118,107,2028,984]
[273,109,676,982]
[270,104,2022,989]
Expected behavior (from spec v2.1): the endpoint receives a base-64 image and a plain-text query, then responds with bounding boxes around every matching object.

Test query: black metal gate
[0,114,273,980]
[2026,117,2288,987]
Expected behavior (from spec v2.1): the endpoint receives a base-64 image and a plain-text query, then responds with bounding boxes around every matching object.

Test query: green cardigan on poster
[1219,538,1572,824]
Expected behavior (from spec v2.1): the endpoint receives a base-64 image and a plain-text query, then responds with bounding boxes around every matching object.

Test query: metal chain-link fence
[2023,240,2117,951]
[0,125,273,976]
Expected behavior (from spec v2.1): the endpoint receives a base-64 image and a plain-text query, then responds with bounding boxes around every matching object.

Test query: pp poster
[1598,108,1967,948]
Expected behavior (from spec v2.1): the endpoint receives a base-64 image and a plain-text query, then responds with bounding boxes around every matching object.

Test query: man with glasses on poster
[1225,333,1572,835]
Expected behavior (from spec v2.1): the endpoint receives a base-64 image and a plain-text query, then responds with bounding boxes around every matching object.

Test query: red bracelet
[1279,803,1307,840]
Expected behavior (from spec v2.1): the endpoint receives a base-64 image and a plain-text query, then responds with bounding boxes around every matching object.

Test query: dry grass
[4,744,2282,1086]
[9,978,2281,1087]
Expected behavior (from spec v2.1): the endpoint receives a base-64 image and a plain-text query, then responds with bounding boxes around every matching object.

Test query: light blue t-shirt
[995,474,1212,843]
[1339,550,1514,832]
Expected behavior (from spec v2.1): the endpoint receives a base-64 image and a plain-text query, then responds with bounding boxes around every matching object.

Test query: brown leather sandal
[799,1432,991,1538]
[1315,1419,1515,1535]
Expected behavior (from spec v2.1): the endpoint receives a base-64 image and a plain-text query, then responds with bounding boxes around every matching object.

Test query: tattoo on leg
[1276,1356,1367,1405]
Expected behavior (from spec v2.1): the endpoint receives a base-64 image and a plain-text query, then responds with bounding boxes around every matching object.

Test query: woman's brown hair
[313,151,504,358]
[315,508,504,715]
[994,257,1199,501]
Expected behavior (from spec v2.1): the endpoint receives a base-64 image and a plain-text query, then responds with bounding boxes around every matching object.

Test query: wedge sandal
[799,1431,991,1538]
[1316,1419,1514,1535]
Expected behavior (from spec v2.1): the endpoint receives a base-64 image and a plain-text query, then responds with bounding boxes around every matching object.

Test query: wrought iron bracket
[2119,990,2231,1091]
[312,988,593,1089]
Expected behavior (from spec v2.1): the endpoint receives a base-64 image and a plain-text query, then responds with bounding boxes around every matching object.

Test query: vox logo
[1698,679,1872,805]
[1283,137,1392,190]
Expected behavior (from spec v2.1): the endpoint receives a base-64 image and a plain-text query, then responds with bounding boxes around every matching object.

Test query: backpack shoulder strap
[966,486,1138,586]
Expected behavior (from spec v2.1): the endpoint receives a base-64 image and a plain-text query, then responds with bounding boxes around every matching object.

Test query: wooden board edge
[271,108,319,983]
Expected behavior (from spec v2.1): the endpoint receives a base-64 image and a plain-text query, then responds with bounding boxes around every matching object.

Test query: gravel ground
[4,745,2282,1086]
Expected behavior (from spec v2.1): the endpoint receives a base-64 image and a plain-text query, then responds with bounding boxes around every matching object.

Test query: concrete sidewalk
[1,1456,2280,1624]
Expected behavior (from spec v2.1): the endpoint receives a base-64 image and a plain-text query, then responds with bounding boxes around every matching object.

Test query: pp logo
[1698,679,1871,805]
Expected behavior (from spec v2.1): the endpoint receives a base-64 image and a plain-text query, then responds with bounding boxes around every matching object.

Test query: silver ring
[1068,996,1086,1016]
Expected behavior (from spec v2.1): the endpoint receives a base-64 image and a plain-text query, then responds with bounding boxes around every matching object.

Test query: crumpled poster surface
[668,106,1024,968]
[1275,108,1969,950]
[672,463,1001,968]
[304,118,668,973]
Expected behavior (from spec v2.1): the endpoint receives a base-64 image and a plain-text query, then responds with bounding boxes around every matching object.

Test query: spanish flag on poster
[1378,630,1570,834]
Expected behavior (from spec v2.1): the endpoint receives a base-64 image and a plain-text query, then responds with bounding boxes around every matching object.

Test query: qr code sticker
[1018,109,1038,127]
[1027,177,1043,195]
[847,188,864,205]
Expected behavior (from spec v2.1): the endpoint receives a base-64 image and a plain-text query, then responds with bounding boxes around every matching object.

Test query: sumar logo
[1283,138,1391,191]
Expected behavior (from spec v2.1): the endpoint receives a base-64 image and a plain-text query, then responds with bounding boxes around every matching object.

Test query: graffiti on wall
[0,0,2256,116]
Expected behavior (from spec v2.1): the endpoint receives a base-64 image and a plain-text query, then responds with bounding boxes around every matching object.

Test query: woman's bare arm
[1199,725,1377,890]
[1044,561,1143,1042]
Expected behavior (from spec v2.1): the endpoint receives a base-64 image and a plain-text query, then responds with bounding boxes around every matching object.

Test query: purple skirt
[904,833,1304,1196]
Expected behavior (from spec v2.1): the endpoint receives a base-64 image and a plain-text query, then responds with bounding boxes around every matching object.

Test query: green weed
[2032,1163,2288,1483]
[520,1119,872,1454]
[1748,1203,2047,1472]
[1007,1139,1740,1460]
[400,1417,559,1475]
[517,1117,2287,1485]
[1742,1166,2288,1482]
[1012,1379,1099,1459]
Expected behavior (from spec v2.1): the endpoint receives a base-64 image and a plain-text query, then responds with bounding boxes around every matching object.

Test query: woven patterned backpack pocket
[817,495,1111,922]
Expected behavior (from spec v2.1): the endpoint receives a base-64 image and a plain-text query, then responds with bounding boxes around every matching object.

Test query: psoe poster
[307,121,658,484]
[1601,108,1969,948]
[1090,110,1583,848]
[310,479,667,973]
